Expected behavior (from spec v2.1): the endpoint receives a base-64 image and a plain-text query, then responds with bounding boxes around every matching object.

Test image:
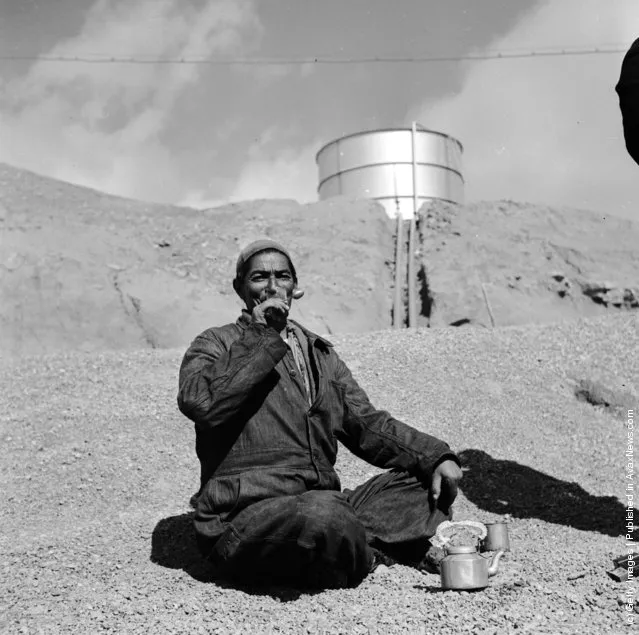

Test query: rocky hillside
[0,163,393,359]
[2,161,639,359]
[416,200,639,328]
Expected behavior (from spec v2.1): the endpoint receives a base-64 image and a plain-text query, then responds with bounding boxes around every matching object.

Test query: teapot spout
[487,549,505,577]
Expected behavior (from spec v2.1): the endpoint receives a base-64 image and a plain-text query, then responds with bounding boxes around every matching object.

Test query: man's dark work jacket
[616,37,639,165]
[177,312,458,540]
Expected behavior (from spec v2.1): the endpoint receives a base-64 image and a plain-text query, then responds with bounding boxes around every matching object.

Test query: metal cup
[481,521,510,552]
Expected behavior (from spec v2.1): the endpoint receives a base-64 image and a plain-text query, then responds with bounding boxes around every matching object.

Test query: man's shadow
[458,449,636,537]
[150,512,319,601]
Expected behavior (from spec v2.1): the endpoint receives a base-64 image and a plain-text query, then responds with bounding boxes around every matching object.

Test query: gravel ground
[1,313,638,634]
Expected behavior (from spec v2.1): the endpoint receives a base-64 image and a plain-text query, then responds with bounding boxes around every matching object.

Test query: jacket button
[290,370,296,377]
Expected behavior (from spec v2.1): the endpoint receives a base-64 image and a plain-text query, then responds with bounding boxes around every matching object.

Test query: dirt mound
[3,162,639,360]
[417,199,639,328]
[0,163,393,359]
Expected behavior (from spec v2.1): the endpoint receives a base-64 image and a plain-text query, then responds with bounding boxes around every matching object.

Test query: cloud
[229,138,321,203]
[409,0,639,220]
[183,127,322,208]
[0,0,261,202]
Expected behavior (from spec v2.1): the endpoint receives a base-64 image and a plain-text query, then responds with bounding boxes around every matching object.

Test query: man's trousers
[194,468,451,588]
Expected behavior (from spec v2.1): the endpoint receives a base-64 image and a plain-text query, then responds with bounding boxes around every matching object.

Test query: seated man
[177,239,462,588]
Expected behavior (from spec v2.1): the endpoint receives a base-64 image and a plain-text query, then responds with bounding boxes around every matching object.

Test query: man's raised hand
[252,297,289,329]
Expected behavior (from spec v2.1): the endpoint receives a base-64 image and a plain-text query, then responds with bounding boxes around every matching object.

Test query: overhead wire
[0,44,630,66]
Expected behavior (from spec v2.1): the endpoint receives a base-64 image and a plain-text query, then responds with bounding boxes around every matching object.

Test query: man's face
[234,250,297,312]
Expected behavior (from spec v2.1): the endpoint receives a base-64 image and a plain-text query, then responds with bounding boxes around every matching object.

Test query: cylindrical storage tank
[316,127,463,219]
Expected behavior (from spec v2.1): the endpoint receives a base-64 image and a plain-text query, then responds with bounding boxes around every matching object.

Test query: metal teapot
[440,545,505,591]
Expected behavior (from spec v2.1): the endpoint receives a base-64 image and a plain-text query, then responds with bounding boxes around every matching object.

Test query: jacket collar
[237,310,333,349]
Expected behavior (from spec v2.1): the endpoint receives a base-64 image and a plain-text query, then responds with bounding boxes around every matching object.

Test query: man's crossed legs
[194,469,451,589]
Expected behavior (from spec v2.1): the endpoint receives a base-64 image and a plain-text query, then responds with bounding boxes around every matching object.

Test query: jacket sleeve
[331,352,459,486]
[177,322,288,430]
[616,37,639,165]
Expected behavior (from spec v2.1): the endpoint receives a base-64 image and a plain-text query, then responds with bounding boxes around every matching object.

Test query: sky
[0,0,637,220]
